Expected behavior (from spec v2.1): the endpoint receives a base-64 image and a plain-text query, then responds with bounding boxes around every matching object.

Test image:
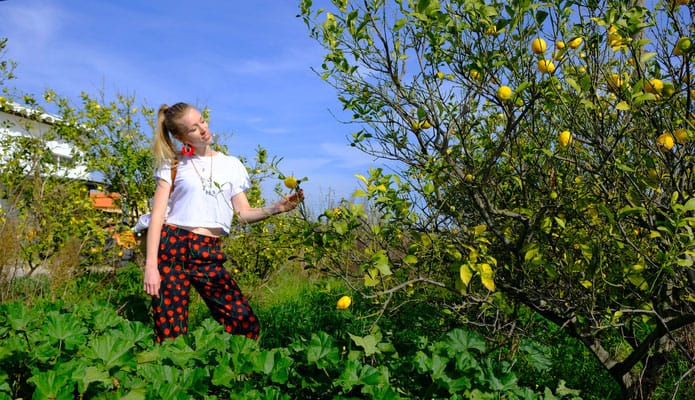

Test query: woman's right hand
[143,265,161,298]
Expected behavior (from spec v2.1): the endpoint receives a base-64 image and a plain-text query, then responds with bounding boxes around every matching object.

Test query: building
[0,100,108,209]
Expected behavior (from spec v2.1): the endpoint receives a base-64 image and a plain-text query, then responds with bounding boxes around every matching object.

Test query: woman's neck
[194,146,215,157]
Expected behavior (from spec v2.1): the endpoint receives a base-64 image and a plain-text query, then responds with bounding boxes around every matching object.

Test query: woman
[143,102,302,343]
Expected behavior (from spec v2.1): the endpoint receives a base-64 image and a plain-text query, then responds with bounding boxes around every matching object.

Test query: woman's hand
[143,265,161,298]
[276,189,304,213]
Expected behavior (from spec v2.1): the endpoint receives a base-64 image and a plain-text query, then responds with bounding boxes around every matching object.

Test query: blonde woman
[143,102,302,343]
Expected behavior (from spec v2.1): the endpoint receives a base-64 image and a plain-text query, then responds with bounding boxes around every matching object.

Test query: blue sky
[0,0,379,210]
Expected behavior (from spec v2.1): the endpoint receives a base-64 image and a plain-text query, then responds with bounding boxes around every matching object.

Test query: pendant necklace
[191,154,216,195]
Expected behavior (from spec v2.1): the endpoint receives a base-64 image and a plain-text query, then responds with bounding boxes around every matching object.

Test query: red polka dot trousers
[152,224,259,343]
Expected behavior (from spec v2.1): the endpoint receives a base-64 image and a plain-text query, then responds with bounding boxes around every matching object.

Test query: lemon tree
[300,0,694,398]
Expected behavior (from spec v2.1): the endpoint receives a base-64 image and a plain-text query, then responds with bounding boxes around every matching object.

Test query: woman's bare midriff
[177,225,224,238]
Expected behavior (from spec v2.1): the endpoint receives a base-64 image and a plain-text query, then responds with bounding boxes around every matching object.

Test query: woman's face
[178,107,212,148]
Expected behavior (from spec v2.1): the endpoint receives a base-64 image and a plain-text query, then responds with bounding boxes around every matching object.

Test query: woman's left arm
[232,190,303,224]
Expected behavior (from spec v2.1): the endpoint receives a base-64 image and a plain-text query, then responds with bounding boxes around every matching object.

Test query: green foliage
[0,298,585,399]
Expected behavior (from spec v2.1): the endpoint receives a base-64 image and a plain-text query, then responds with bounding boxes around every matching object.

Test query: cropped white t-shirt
[155,153,251,234]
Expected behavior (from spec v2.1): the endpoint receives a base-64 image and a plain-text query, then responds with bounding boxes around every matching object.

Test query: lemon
[537,59,555,74]
[556,40,566,49]
[497,85,512,101]
[283,176,298,189]
[674,37,691,56]
[559,130,573,147]
[673,128,689,144]
[645,79,663,94]
[531,38,547,54]
[607,73,624,91]
[656,132,675,152]
[568,37,583,49]
[436,71,445,79]
[336,295,352,310]
[470,69,480,80]
[420,120,432,129]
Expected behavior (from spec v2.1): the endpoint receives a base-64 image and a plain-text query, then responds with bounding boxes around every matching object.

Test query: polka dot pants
[152,224,259,343]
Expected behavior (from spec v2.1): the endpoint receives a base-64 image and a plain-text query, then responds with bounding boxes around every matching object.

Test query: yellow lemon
[497,85,512,101]
[568,37,583,49]
[656,132,675,152]
[421,120,432,129]
[336,295,352,310]
[537,59,555,74]
[673,128,689,143]
[531,38,547,54]
[283,176,298,189]
[559,130,573,147]
[470,69,480,80]
[437,71,445,79]
[556,40,566,49]
[645,79,663,94]
[607,73,624,91]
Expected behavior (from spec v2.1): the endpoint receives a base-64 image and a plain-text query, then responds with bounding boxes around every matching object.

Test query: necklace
[190,155,216,195]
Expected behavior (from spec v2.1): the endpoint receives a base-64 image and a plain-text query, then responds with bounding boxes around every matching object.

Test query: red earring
[181,144,194,156]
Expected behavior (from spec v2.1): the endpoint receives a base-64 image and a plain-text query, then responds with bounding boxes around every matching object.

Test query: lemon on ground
[674,128,689,143]
[559,130,573,147]
[284,176,298,189]
[531,38,547,54]
[568,37,583,49]
[537,59,555,74]
[656,132,675,151]
[336,295,352,310]
[497,85,512,101]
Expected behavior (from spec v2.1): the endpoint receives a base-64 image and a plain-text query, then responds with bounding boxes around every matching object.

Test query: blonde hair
[152,102,193,167]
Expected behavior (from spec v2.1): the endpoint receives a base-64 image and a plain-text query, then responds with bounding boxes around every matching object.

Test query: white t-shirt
[155,153,251,234]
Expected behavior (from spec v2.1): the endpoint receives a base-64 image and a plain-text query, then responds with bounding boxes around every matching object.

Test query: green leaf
[349,333,380,356]
[84,334,137,371]
[446,329,487,354]
[371,250,393,276]
[44,311,88,350]
[403,254,418,265]
[27,369,73,400]
[616,101,630,111]
[307,332,340,368]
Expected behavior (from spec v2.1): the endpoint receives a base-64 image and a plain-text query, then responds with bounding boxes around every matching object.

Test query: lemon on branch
[537,59,555,74]
[284,176,298,189]
[559,130,573,147]
[568,37,583,49]
[497,85,512,101]
[656,132,675,152]
[531,38,547,54]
